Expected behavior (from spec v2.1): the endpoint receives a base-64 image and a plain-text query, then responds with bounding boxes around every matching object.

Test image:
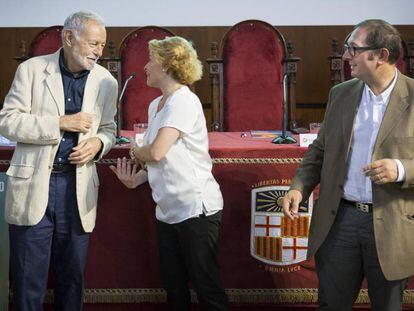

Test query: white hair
[62,11,105,43]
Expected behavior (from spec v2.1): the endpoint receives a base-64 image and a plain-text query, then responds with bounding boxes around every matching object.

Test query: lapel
[341,79,364,162]
[81,68,100,114]
[373,72,409,154]
[45,49,65,115]
[79,65,100,141]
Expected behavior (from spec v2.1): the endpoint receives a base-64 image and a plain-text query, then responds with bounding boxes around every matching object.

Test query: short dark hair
[354,19,402,64]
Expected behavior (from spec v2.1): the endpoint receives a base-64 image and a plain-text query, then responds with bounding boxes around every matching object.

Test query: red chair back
[222,20,286,131]
[119,26,174,130]
[396,40,408,75]
[28,26,63,58]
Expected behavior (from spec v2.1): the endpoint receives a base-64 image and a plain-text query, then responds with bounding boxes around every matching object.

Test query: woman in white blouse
[110,36,228,311]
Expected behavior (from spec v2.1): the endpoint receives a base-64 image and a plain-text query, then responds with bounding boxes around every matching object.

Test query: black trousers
[9,171,89,311]
[315,199,408,311]
[156,210,229,311]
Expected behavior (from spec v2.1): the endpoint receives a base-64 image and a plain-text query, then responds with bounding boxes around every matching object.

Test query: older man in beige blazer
[0,11,117,310]
[283,20,414,311]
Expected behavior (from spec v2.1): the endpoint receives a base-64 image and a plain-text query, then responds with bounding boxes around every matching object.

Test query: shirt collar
[59,49,90,79]
[364,68,398,105]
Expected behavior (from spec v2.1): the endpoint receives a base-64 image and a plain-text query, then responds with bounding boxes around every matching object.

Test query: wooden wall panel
[1,25,413,129]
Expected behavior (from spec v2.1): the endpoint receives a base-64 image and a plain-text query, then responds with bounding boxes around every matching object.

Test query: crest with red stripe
[251,186,313,265]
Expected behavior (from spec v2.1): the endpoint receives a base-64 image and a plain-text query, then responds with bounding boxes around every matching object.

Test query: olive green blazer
[291,72,414,280]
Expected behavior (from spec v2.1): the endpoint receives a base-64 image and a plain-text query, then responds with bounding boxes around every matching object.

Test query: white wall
[0,0,412,27]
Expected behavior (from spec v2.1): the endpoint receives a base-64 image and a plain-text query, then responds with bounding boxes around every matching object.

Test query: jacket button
[331,210,336,215]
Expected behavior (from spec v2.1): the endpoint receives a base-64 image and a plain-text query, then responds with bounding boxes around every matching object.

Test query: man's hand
[109,157,142,189]
[282,190,303,220]
[68,137,102,165]
[363,159,398,185]
[60,112,93,133]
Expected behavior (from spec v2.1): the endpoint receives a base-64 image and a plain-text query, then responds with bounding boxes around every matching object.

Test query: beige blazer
[0,49,117,232]
[291,72,414,280]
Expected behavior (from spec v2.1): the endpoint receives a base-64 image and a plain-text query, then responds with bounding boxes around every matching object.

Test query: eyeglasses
[343,43,380,57]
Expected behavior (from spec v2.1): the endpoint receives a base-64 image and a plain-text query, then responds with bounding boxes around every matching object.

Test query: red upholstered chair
[28,26,63,58]
[15,26,63,62]
[396,40,409,75]
[330,35,414,85]
[119,26,175,130]
[207,20,300,132]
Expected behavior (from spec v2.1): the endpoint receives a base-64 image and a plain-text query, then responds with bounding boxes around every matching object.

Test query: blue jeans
[9,171,89,311]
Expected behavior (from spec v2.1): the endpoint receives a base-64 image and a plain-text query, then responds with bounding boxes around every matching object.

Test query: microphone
[272,73,296,144]
[116,73,136,145]
[118,72,136,103]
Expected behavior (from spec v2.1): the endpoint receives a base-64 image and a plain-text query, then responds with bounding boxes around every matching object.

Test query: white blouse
[143,86,223,224]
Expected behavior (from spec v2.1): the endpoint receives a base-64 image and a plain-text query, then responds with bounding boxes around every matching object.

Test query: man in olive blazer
[283,20,413,310]
[0,11,117,309]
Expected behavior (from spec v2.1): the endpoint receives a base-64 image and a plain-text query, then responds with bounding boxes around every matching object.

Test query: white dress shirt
[343,69,403,203]
[143,86,223,224]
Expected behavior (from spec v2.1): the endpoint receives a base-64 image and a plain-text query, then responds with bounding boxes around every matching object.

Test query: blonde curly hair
[148,36,203,85]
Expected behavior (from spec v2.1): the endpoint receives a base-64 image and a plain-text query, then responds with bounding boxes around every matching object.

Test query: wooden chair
[207,20,300,132]
[118,26,175,130]
[15,26,63,61]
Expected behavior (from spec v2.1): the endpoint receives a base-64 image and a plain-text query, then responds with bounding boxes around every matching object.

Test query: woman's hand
[109,157,146,189]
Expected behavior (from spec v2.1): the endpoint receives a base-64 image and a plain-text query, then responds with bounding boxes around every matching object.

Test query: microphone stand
[116,73,136,145]
[272,73,296,144]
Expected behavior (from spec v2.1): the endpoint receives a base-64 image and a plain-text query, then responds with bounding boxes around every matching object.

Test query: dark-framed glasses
[343,43,380,57]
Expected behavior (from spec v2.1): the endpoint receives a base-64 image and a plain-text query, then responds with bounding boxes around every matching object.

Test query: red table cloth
[1,132,413,309]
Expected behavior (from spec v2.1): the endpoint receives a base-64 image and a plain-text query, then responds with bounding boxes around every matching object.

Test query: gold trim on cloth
[211,158,303,164]
[10,288,414,304]
[0,158,304,166]
[97,158,304,165]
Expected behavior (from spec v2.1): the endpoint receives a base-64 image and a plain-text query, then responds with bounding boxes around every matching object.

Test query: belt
[51,164,76,173]
[341,198,373,213]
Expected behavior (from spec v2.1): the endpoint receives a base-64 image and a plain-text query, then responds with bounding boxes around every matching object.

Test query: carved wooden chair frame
[207,20,300,131]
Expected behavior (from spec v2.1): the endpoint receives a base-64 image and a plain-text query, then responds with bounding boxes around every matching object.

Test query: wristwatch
[128,136,138,161]
[129,147,137,161]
